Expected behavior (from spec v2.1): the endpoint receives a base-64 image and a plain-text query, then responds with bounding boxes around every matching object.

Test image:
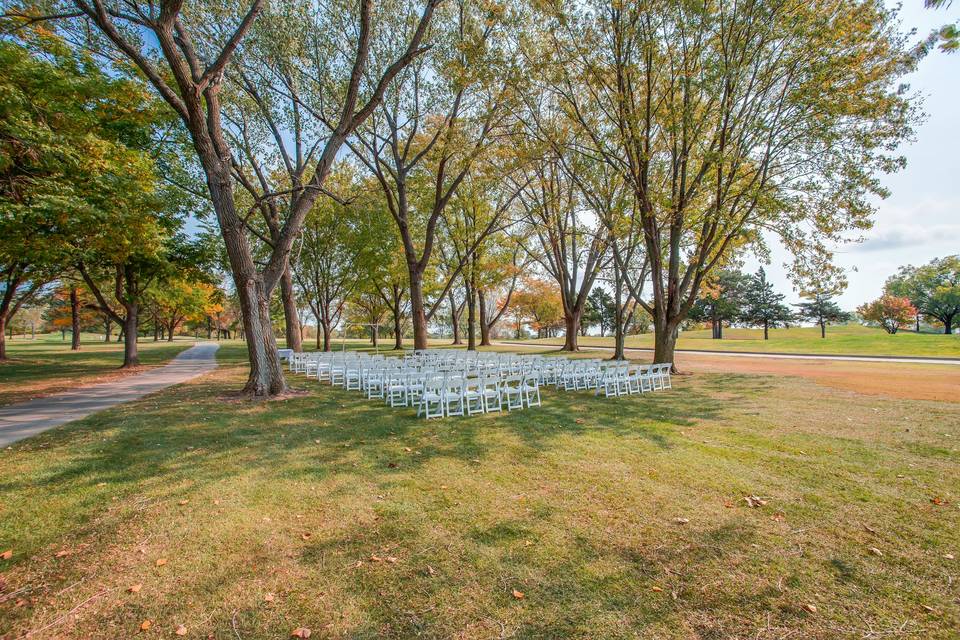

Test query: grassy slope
[0,334,194,406]
[0,343,957,638]
[522,324,960,358]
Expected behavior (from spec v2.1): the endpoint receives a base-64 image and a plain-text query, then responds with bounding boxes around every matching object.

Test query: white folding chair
[463,378,485,416]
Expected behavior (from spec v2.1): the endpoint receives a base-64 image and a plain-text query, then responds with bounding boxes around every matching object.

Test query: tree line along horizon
[1,0,957,395]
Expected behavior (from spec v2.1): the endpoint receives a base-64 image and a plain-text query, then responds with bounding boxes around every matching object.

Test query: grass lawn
[0,334,195,407]
[521,324,960,358]
[1,342,958,638]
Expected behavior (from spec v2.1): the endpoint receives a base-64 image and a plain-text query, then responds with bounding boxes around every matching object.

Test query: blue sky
[749,1,960,308]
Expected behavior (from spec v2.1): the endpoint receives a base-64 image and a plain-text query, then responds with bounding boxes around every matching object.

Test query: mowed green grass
[1,343,958,639]
[0,334,194,406]
[523,324,960,358]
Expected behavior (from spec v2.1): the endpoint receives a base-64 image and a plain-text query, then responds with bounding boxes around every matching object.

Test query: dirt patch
[675,352,960,402]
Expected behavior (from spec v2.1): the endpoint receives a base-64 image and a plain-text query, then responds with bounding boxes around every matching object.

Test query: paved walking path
[493,341,960,365]
[0,342,220,447]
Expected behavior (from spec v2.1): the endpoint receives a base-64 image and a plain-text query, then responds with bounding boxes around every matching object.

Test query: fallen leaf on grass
[931,496,947,506]
[264,593,275,602]
[0,549,11,560]
[404,447,412,452]
[54,549,70,558]
[291,628,311,638]
[511,589,525,599]
[178,500,189,506]
[651,586,663,593]
[673,517,690,525]
[175,625,187,636]
[574,418,585,424]
[140,619,152,631]
[921,605,936,614]
[370,554,383,562]
[863,523,878,535]
[386,556,398,564]
[128,584,142,594]
[723,501,734,509]
[426,565,436,576]
[868,547,883,557]
[155,558,167,567]
[301,533,312,541]
[802,604,817,614]
[744,495,767,508]
[944,553,955,560]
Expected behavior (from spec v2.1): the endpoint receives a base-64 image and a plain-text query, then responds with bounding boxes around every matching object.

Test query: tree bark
[409,267,429,350]
[321,321,332,352]
[466,271,477,351]
[121,303,139,367]
[763,321,769,340]
[478,289,491,346]
[104,315,112,342]
[821,321,826,338]
[280,263,302,351]
[70,287,81,350]
[392,304,403,351]
[0,315,6,360]
[653,316,679,365]
[563,311,581,351]
[945,315,954,335]
[449,291,463,346]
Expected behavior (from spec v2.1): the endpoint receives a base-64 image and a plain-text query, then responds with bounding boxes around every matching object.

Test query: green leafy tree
[795,293,851,338]
[524,0,917,365]
[5,0,441,395]
[0,36,162,360]
[584,288,615,337]
[918,0,958,55]
[740,268,794,340]
[885,256,960,334]
[688,270,750,340]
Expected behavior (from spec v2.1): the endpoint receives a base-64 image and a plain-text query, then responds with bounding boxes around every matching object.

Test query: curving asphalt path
[0,342,220,448]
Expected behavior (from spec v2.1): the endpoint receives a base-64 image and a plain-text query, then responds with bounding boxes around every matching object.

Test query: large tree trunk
[0,315,6,360]
[466,273,477,351]
[478,289,492,346]
[763,320,769,340]
[449,291,463,346]
[653,316,679,366]
[167,321,175,341]
[104,315,112,342]
[70,287,81,351]
[392,299,403,351]
[945,315,954,335]
[121,304,139,368]
[211,159,286,396]
[409,267,429,350]
[321,320,332,352]
[562,311,581,351]
[821,321,826,338]
[280,263,302,351]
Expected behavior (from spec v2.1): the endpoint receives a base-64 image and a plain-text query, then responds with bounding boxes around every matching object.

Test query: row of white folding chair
[416,374,541,419]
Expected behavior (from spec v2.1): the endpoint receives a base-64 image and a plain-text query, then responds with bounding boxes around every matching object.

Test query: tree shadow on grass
[0,368,769,576]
